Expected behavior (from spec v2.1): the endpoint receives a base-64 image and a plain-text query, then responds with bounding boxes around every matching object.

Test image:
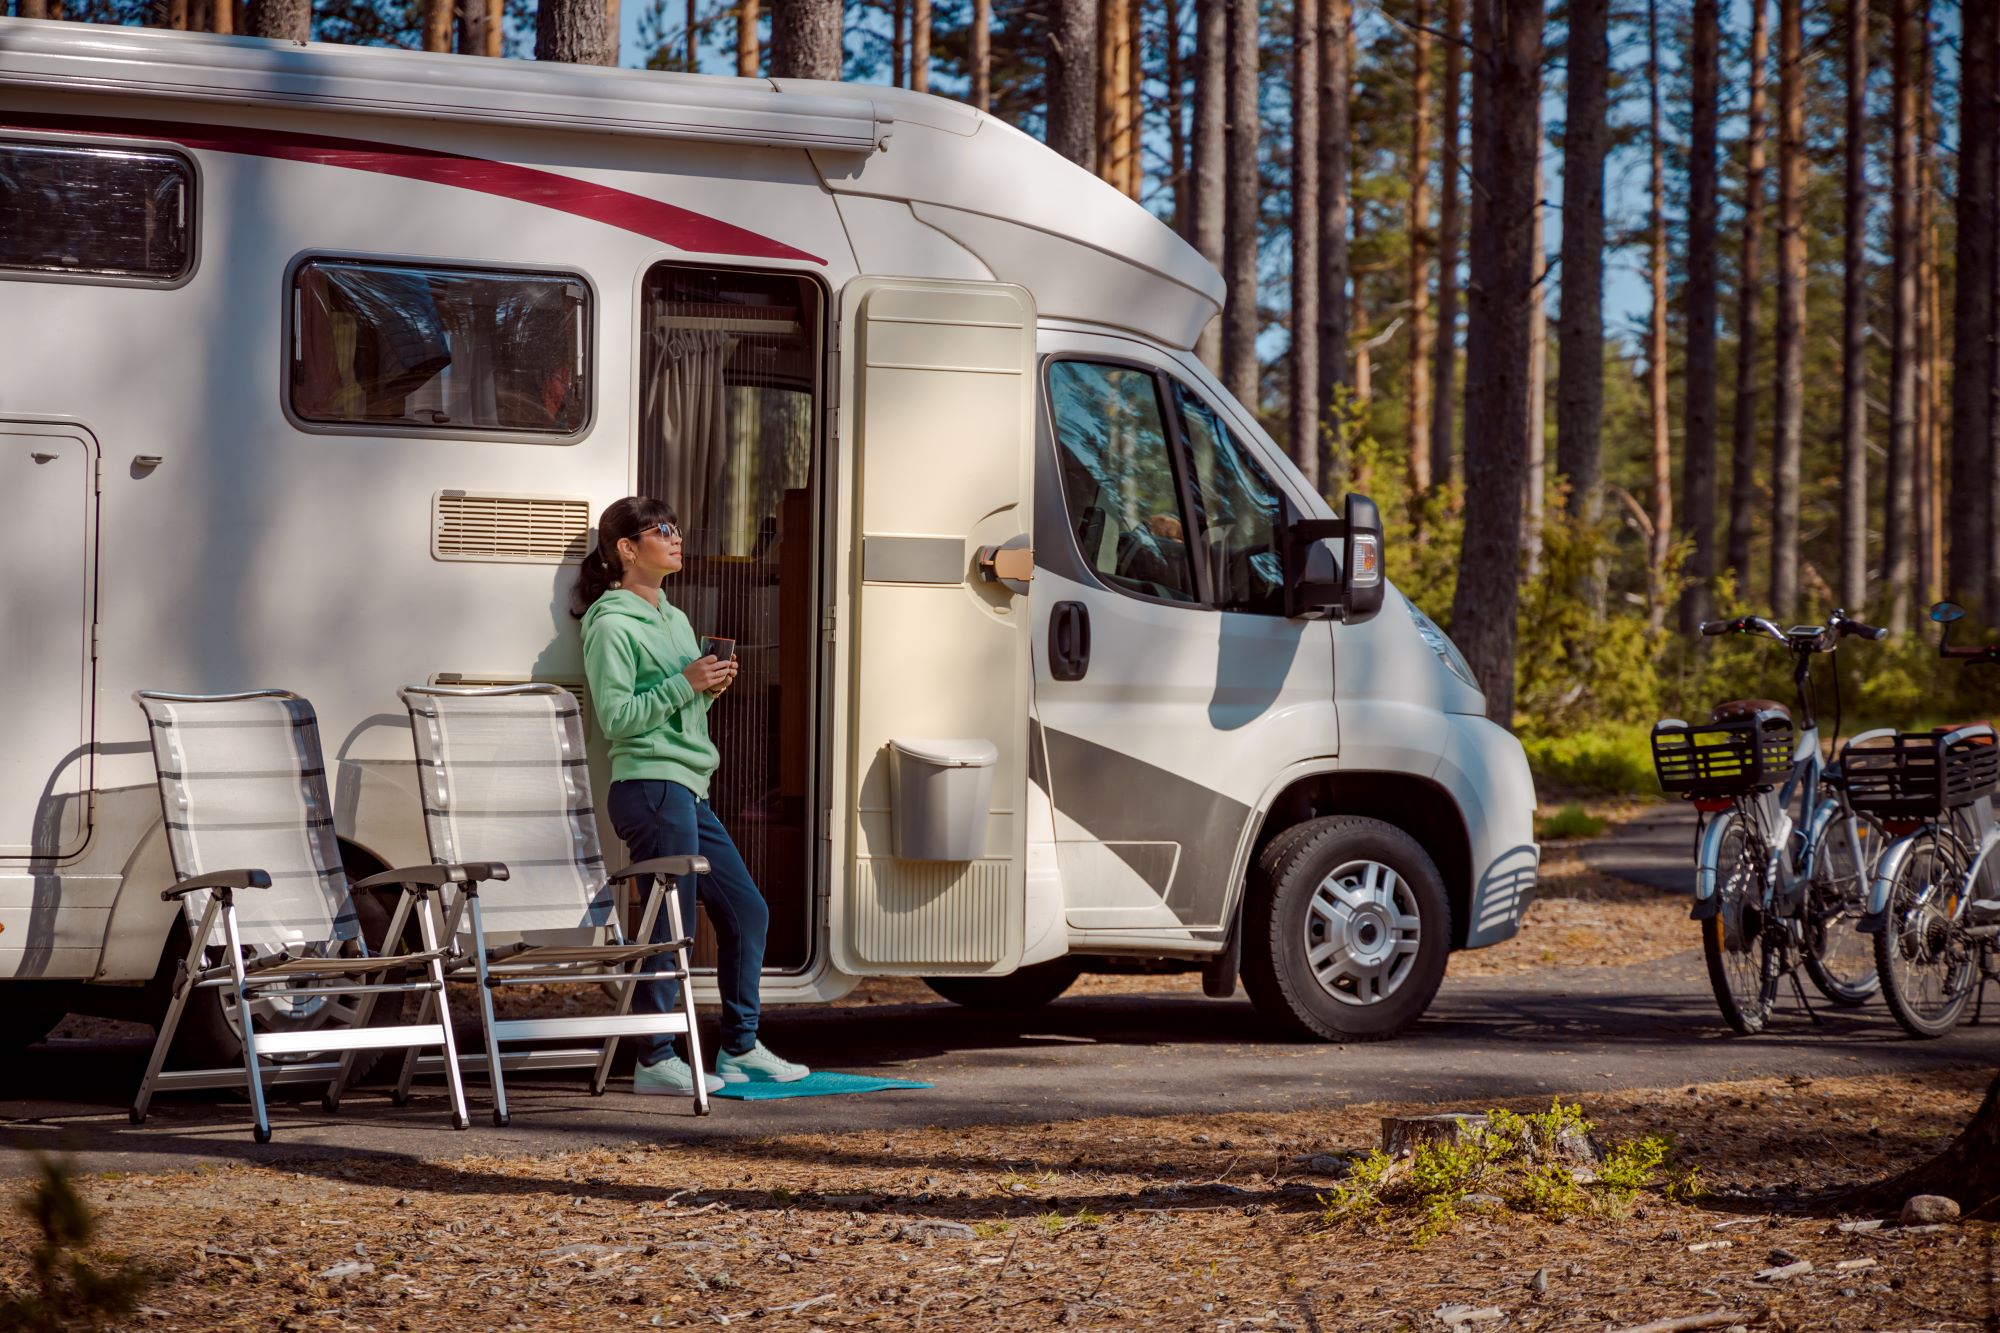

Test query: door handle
[1050,601,1090,681]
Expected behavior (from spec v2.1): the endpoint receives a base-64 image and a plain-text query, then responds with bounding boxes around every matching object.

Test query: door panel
[0,424,96,860]
[832,279,1037,975]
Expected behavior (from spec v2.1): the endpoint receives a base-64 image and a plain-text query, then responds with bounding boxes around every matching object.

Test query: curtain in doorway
[644,326,739,553]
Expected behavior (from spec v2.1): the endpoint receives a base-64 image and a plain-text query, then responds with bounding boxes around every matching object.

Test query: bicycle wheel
[1703,817,1778,1034]
[1874,833,1978,1039]
[1802,809,1882,1006]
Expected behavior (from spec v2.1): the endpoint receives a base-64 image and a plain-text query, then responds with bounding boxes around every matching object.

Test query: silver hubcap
[1303,859,1422,1006]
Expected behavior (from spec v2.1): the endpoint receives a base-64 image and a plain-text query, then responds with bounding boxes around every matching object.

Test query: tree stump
[1382,1113,1490,1156]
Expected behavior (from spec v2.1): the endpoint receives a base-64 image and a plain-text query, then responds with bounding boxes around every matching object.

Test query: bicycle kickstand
[1786,962,1824,1025]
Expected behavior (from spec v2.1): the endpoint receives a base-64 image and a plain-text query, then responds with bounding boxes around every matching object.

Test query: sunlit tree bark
[1290,0,1321,489]
[1727,0,1769,588]
[1681,0,1719,633]
[1838,0,1869,613]
[1429,0,1464,490]
[1770,0,1805,615]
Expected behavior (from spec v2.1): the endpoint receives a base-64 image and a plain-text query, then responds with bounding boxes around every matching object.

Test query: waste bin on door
[887,738,999,861]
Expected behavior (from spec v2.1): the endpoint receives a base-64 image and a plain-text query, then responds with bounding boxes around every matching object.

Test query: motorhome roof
[0,19,1225,349]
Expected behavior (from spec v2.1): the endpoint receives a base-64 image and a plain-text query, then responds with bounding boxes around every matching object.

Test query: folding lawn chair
[391,684,710,1122]
[131,690,471,1142]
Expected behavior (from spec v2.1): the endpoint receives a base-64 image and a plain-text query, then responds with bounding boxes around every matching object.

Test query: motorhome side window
[1171,380,1287,615]
[0,140,193,282]
[291,260,590,435]
[1046,360,1198,603]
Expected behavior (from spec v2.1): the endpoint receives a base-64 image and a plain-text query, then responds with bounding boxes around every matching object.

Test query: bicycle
[1856,601,2000,1038]
[1652,609,1887,1034]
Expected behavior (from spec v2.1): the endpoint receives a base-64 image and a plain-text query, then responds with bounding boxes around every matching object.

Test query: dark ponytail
[571,496,678,618]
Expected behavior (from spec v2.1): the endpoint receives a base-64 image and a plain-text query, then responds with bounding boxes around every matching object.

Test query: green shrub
[0,1154,155,1333]
[1521,727,1658,796]
[1535,804,1608,840]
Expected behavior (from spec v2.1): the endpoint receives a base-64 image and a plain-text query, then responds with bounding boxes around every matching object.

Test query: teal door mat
[710,1072,932,1100]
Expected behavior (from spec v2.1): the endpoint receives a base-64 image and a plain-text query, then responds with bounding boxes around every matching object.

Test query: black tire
[1875,836,1978,1039]
[1240,816,1451,1043]
[1801,810,1882,1007]
[922,957,1084,1010]
[166,874,412,1082]
[1702,817,1777,1035]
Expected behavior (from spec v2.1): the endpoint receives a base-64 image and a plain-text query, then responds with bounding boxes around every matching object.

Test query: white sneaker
[715,1041,810,1084]
[633,1055,723,1096]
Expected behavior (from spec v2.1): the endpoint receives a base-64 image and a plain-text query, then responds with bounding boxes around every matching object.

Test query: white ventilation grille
[848,857,1011,970]
[433,491,590,564]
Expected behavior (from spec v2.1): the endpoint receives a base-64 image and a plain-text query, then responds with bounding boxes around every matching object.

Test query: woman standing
[576,496,810,1095]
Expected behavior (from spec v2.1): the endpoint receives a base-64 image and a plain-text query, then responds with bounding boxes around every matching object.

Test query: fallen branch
[1606,1312,1754,1333]
[714,1292,833,1325]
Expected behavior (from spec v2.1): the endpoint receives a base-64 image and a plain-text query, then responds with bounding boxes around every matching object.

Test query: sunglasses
[642,522,681,541]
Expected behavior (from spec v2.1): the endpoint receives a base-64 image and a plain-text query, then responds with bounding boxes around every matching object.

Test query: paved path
[5,807,1994,1179]
[1581,801,1697,895]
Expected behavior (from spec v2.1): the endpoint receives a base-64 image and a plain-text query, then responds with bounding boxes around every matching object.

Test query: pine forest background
[11,0,2000,792]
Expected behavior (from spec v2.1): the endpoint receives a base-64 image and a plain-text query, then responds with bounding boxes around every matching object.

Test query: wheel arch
[1238,767,1474,949]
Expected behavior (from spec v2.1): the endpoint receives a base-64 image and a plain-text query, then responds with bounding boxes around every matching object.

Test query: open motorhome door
[831,279,1037,977]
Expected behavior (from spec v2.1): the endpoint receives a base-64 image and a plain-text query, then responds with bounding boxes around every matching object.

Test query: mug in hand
[702,636,737,663]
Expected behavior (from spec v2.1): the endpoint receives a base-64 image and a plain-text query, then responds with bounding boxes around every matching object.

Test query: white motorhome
[0,19,1539,1066]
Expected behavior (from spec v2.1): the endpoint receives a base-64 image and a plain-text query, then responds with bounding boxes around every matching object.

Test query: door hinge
[91,624,101,660]
[822,608,839,643]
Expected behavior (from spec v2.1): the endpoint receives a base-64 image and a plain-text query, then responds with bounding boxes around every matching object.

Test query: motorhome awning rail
[0,20,893,153]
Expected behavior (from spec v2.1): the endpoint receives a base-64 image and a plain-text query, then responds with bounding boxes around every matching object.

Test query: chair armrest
[161,868,272,901]
[607,856,711,883]
[353,862,510,893]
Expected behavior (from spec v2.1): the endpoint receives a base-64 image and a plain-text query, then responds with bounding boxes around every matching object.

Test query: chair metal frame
[131,689,478,1142]
[391,683,711,1122]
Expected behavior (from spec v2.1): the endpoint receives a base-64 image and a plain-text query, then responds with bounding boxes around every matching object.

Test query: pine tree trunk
[1554,0,1606,526]
[1846,1069,2000,1217]
[425,0,452,50]
[685,0,698,70]
[970,0,990,107]
[249,0,306,39]
[1290,0,1321,489]
[1838,0,1870,614]
[1221,0,1261,408]
[1953,0,1997,615]
[17,0,48,18]
[1429,0,1464,490]
[1728,0,1769,586]
[1681,0,1720,634]
[1127,0,1144,195]
[211,0,234,35]
[1524,145,1546,576]
[1885,0,1918,633]
[913,0,930,90]
[1166,0,1186,228]
[1408,0,1434,497]
[1096,0,1121,175]
[1316,0,1351,489]
[1450,0,1543,723]
[168,0,188,29]
[738,0,761,75]
[1645,0,1672,633]
[894,0,908,84]
[1770,0,1805,615]
[771,0,842,79]
[1046,0,1098,165]
[538,0,614,62]
[1191,0,1226,368]
[458,0,501,55]
[1919,1,1940,604]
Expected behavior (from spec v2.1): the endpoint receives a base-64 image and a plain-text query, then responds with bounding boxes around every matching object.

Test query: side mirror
[1283,492,1387,623]
[1931,601,1967,624]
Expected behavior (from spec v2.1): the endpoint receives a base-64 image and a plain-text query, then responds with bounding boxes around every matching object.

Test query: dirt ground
[20,805,1986,1331]
[3,1069,1992,1331]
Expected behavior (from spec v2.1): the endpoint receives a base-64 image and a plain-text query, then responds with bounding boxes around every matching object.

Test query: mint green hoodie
[580,589,719,796]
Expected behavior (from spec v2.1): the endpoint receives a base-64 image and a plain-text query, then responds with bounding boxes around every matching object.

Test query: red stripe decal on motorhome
[5,112,825,266]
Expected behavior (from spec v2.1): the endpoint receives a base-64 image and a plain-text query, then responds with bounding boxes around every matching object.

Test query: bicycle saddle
[1711,698,1791,724]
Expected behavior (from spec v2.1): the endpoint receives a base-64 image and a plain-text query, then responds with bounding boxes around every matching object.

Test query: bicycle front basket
[1651,713,1795,798]
[1842,725,2000,818]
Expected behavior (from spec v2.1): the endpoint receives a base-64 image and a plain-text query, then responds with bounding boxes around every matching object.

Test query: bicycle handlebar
[1697,610,1884,651]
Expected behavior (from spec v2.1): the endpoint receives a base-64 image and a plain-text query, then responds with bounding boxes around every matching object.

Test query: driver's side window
[1171,379,1287,615]
[1046,359,1198,604]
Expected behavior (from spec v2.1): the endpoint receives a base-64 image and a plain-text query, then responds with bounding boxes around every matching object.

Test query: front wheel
[1875,835,1978,1039]
[1702,816,1777,1035]
[1240,816,1451,1043]
[1802,810,1882,1007]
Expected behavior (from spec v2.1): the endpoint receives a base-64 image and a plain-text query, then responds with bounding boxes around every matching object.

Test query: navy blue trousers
[605,779,768,1066]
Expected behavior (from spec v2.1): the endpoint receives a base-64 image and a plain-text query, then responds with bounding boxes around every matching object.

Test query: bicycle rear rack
[1840,726,2000,819]
[1651,713,1796,798]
